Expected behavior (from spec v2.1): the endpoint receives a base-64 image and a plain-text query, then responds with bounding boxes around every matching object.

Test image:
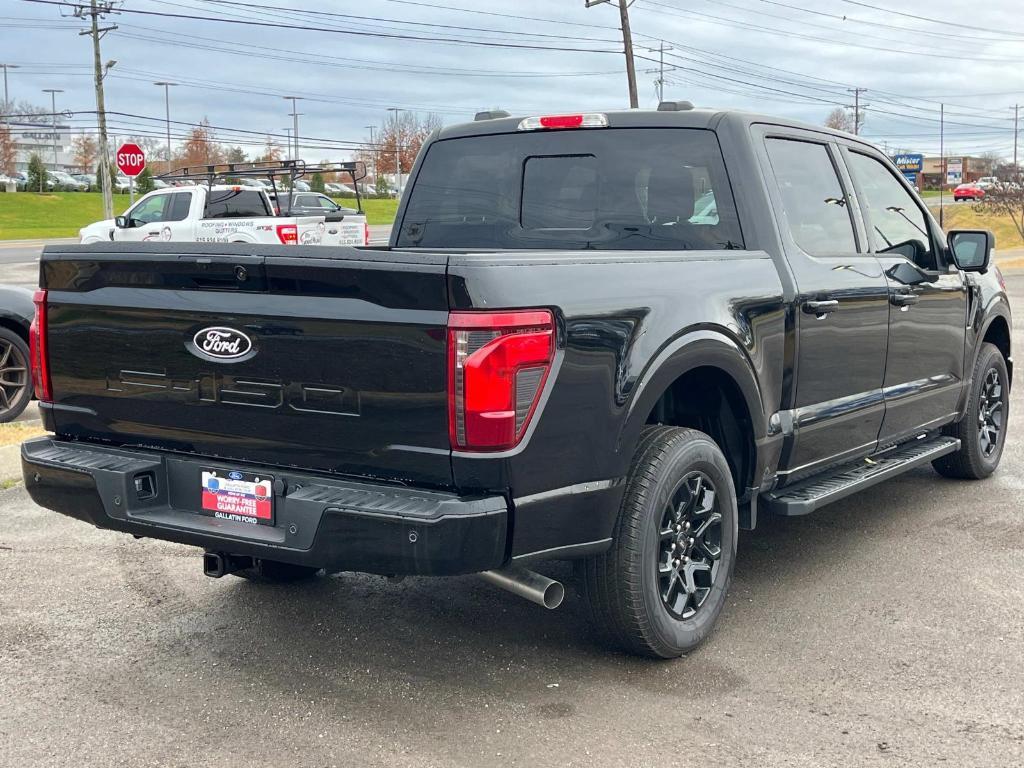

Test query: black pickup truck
[23,105,1012,658]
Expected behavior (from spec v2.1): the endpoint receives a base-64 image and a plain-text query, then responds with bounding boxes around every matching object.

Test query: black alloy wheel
[0,329,32,423]
[657,472,723,620]
[978,367,1004,459]
[933,342,1010,480]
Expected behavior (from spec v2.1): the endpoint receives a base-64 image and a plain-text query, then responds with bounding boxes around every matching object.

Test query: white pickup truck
[79,184,368,246]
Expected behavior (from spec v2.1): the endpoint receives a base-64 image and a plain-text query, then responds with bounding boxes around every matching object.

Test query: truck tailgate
[40,243,452,487]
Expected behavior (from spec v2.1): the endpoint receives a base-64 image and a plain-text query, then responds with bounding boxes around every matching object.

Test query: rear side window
[168,192,192,222]
[203,190,269,219]
[397,128,743,250]
[765,138,857,256]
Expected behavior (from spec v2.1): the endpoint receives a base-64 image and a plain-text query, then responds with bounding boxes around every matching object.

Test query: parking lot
[0,274,1020,767]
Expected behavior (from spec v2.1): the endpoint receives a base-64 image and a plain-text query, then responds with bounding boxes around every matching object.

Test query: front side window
[316,195,340,211]
[129,194,170,225]
[847,151,936,269]
[397,128,743,250]
[765,138,857,256]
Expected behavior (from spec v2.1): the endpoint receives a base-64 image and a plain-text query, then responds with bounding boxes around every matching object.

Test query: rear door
[757,129,891,478]
[842,147,968,441]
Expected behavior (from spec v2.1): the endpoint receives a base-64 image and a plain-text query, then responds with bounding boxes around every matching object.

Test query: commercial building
[5,120,77,172]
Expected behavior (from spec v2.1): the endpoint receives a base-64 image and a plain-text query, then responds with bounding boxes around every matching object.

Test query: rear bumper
[21,437,508,576]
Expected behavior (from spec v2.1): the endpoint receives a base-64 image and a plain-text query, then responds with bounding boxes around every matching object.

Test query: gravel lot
[1,275,1021,768]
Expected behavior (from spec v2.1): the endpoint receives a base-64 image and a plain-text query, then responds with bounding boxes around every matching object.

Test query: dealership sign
[116,143,146,177]
[946,159,963,186]
[892,153,923,173]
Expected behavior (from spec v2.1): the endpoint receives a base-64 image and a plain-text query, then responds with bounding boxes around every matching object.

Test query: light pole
[42,88,64,171]
[153,81,176,172]
[387,107,404,197]
[283,96,303,162]
[0,64,19,124]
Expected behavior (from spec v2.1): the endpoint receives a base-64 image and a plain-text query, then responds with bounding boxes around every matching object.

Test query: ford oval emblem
[192,326,253,360]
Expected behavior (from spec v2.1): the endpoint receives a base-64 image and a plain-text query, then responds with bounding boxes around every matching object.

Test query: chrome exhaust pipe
[479,566,565,609]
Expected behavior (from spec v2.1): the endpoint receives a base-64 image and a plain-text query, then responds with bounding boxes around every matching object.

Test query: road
[0,275,1021,767]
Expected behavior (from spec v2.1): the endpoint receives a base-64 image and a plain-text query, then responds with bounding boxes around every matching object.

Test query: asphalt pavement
[0,270,1021,767]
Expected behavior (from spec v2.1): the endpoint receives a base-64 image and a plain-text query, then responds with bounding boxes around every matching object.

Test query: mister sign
[116,143,146,177]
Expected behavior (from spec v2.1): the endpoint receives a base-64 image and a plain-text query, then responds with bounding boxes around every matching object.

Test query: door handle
[890,292,919,308]
[802,299,839,317]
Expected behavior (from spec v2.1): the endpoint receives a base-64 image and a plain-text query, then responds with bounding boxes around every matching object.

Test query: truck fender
[618,328,767,460]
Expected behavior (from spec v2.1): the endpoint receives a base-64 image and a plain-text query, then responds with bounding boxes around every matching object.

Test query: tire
[233,559,321,583]
[581,426,738,658]
[0,327,32,424]
[933,342,1010,480]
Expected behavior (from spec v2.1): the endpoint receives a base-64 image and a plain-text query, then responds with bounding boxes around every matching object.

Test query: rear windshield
[203,190,270,219]
[396,128,743,250]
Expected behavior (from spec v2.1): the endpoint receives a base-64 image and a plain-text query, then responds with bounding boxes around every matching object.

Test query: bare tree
[824,107,854,133]
[71,134,98,173]
[0,125,16,175]
[980,181,1024,244]
[374,112,442,176]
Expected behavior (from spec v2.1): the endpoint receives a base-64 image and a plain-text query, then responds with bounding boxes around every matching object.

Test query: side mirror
[948,229,993,272]
[114,215,129,229]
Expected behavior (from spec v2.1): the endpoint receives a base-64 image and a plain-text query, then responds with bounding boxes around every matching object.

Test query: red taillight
[364,221,370,246]
[541,114,584,129]
[29,289,52,402]
[276,224,298,244]
[448,310,554,451]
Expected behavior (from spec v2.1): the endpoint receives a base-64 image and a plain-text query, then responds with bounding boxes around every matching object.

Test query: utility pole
[41,89,63,171]
[282,128,292,161]
[586,0,638,108]
[0,64,19,124]
[846,87,867,135]
[153,81,176,173]
[364,124,376,190]
[939,103,945,228]
[1013,104,1019,181]
[655,41,673,102]
[283,96,302,162]
[75,1,118,219]
[387,107,404,197]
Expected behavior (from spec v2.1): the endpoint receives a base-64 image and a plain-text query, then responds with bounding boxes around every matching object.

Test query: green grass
[0,191,398,240]
[332,197,398,226]
[931,203,1024,249]
[0,192,129,240]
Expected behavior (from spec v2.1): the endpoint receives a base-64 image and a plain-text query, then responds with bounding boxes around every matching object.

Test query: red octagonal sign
[116,143,146,177]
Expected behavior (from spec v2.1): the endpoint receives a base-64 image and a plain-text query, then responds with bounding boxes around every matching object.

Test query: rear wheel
[933,342,1009,479]
[233,559,321,583]
[0,328,32,424]
[581,426,738,658]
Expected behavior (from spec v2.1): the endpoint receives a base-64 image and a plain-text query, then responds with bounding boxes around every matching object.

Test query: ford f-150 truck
[23,105,1012,657]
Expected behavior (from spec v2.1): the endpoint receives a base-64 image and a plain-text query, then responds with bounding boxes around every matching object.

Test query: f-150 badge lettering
[191,327,252,361]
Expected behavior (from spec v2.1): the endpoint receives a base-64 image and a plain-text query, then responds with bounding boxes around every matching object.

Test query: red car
[954,182,985,201]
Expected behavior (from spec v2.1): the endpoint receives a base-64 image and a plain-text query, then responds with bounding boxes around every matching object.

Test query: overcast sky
[4,0,1023,160]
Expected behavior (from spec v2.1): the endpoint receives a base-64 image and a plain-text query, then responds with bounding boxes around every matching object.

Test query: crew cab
[25,106,1012,657]
[78,185,368,246]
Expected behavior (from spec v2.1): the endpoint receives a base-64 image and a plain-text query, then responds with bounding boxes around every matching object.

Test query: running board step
[764,436,960,516]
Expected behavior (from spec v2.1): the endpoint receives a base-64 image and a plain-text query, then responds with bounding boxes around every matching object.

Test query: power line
[21,0,622,53]
[836,0,1024,38]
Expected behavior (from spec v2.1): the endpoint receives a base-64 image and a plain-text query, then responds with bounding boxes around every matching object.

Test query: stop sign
[116,143,146,177]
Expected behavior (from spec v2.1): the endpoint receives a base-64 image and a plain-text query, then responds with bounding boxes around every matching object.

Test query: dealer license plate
[200,469,274,526]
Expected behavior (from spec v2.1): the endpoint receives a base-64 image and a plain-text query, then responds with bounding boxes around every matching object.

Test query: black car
[274,191,357,217]
[0,285,34,422]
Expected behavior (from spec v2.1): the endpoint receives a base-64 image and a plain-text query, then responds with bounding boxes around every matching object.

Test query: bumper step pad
[764,436,960,516]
